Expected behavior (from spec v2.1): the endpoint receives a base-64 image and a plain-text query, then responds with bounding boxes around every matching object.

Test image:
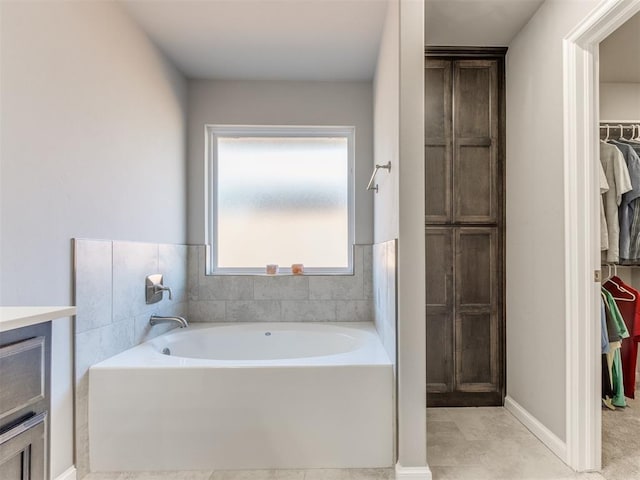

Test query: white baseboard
[395,463,432,480]
[54,466,76,480]
[505,395,567,463]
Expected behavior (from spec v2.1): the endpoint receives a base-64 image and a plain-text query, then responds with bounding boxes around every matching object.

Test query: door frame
[563,0,640,471]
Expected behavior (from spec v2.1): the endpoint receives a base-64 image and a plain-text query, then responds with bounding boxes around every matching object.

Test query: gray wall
[397,0,426,469]
[373,0,427,470]
[505,0,600,442]
[0,2,188,477]
[187,79,374,246]
[373,0,400,244]
[600,83,640,120]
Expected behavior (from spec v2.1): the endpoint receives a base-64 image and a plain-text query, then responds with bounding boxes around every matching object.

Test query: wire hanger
[618,124,627,140]
[604,265,636,301]
[603,263,613,281]
[605,125,610,142]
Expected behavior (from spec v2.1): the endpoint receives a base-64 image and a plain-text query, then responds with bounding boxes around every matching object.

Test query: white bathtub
[89,322,393,471]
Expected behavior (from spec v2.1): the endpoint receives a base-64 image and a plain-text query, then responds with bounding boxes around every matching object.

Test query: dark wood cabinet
[425,49,505,407]
[0,323,51,480]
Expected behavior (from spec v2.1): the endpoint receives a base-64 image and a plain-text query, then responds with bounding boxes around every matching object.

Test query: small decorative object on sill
[266,264,279,275]
[291,264,304,275]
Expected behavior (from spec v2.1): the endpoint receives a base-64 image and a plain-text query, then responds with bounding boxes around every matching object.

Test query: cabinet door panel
[425,59,452,223]
[426,228,454,394]
[426,228,453,306]
[454,60,499,224]
[455,228,500,395]
[455,145,496,222]
[425,59,451,139]
[456,65,491,138]
[426,312,453,393]
[426,146,451,223]
[457,229,494,305]
[456,311,497,391]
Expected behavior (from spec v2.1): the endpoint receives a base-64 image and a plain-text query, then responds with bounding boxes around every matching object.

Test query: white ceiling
[120,0,388,81]
[600,11,640,83]
[424,0,545,46]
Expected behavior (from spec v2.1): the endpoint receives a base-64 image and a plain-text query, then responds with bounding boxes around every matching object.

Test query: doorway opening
[563,0,640,471]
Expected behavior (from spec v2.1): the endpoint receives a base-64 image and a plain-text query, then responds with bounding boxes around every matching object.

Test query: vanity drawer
[0,412,47,480]
[0,337,45,421]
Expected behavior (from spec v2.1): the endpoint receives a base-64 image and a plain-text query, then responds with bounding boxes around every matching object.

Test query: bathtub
[88,322,393,471]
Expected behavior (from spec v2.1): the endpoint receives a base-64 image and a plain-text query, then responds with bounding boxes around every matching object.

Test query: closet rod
[600,120,640,123]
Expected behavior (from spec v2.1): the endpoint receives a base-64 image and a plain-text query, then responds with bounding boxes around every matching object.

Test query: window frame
[206,124,355,275]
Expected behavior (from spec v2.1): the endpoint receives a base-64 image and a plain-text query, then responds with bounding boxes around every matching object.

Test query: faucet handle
[155,285,172,300]
[145,274,172,304]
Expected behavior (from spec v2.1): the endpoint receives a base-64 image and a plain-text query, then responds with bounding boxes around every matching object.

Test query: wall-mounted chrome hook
[366,162,392,193]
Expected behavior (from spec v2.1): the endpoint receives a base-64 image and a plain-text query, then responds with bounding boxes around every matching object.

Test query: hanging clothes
[603,275,640,399]
[617,140,640,261]
[601,293,611,354]
[601,294,615,405]
[601,285,630,407]
[608,341,626,407]
[603,354,615,407]
[608,141,640,261]
[617,136,640,153]
[628,201,640,260]
[600,142,633,263]
[601,163,610,251]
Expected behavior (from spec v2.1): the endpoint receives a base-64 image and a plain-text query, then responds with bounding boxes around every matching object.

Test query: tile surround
[74,239,189,479]
[112,241,159,323]
[373,240,397,364]
[75,240,379,478]
[188,244,374,323]
[281,300,338,322]
[159,243,189,303]
[74,239,112,334]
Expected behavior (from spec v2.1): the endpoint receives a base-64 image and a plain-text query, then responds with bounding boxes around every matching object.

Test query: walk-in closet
[598,9,640,476]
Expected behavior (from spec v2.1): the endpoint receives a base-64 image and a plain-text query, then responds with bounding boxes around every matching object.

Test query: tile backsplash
[187,244,373,323]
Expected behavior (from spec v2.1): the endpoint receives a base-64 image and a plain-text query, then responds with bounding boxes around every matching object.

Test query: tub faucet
[149,315,188,328]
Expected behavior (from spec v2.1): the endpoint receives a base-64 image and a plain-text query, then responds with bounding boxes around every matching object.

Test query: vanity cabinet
[0,322,51,480]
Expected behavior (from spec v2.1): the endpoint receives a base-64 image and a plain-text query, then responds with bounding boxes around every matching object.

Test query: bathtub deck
[89,322,394,472]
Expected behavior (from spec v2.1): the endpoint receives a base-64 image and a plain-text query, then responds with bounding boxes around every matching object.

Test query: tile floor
[83,469,394,480]
[82,400,639,480]
[601,395,640,480]
[427,402,639,480]
[427,406,602,480]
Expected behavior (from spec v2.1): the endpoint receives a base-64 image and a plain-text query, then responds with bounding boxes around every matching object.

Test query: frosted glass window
[209,127,354,273]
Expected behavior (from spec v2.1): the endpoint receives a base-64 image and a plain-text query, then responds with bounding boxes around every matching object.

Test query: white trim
[205,124,355,276]
[505,396,567,463]
[54,466,76,480]
[395,464,432,480]
[563,0,640,472]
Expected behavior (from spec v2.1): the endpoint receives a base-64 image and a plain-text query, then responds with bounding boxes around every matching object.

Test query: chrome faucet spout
[149,315,188,328]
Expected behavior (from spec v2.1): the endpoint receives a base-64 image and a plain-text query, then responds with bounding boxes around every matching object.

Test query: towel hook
[366,162,392,193]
